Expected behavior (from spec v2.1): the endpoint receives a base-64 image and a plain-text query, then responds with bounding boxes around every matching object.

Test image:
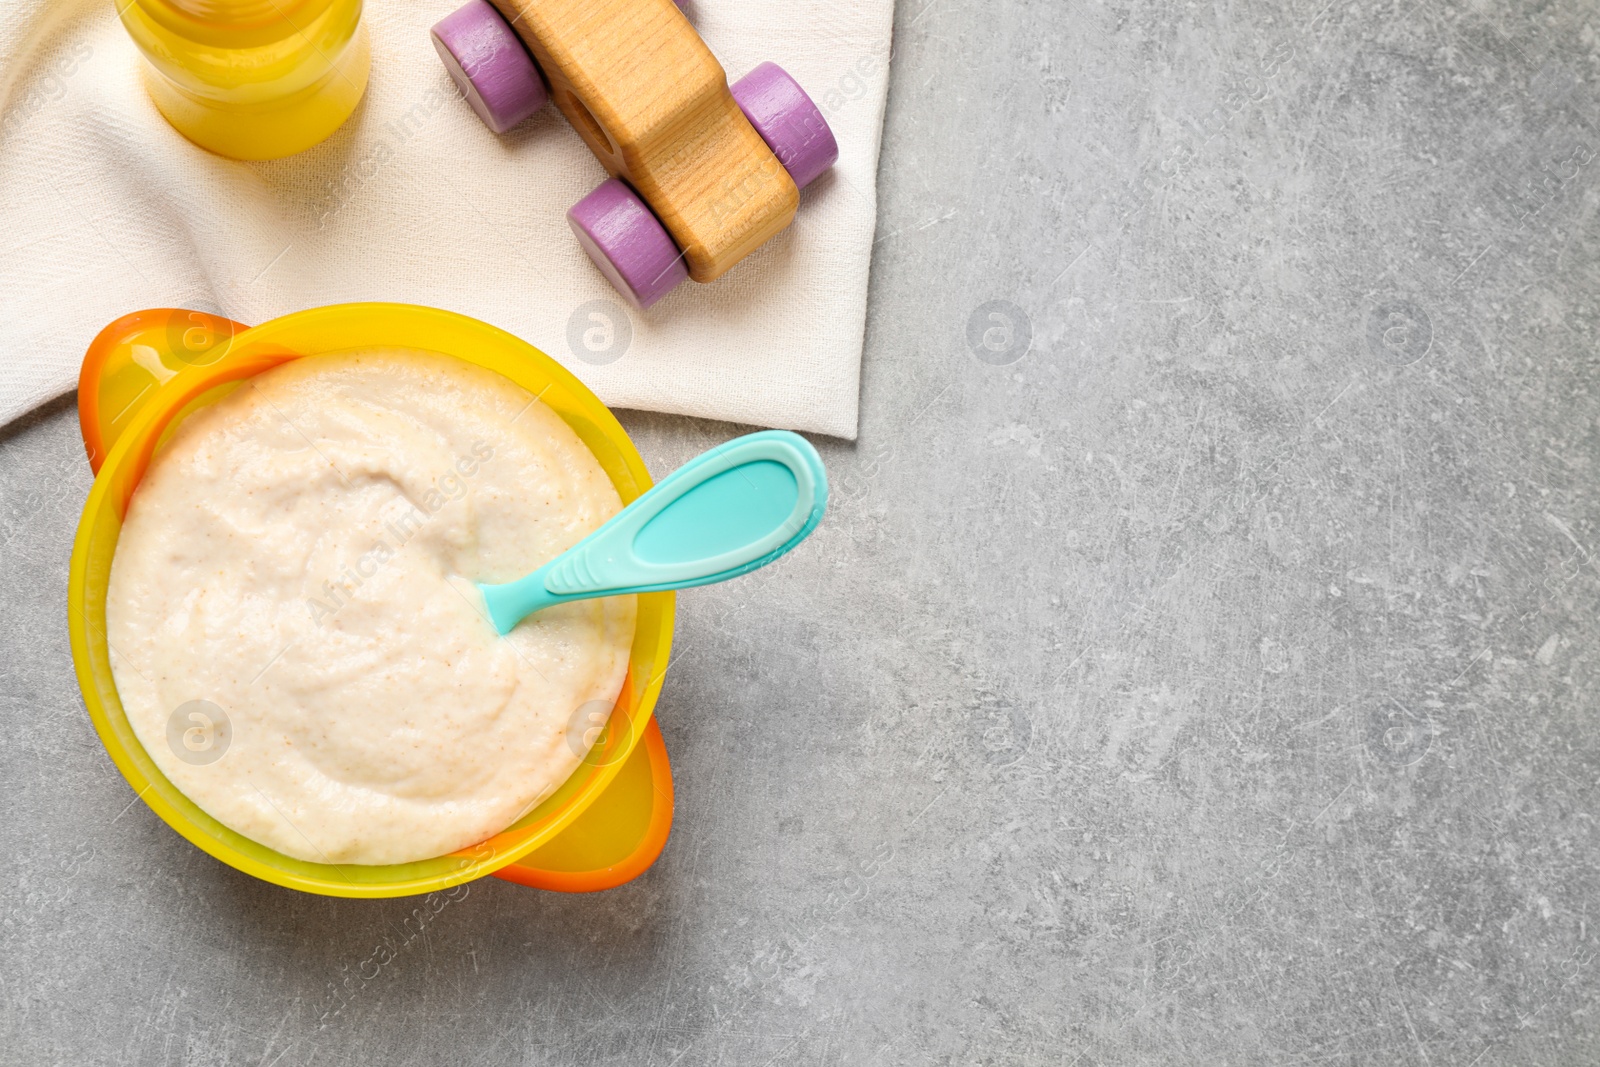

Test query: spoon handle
[479,430,828,634]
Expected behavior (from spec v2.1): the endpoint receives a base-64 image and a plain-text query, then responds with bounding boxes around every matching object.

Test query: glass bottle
[117,0,370,160]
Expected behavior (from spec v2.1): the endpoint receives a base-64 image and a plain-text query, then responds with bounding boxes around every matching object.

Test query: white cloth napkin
[0,0,892,439]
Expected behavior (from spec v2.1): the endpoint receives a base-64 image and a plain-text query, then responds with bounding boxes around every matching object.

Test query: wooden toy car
[430,0,838,308]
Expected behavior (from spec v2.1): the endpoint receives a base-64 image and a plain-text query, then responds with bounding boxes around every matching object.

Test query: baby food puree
[106,350,636,866]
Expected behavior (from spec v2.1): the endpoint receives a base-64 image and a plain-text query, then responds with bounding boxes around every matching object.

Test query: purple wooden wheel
[730,62,839,190]
[431,0,548,134]
[568,179,688,310]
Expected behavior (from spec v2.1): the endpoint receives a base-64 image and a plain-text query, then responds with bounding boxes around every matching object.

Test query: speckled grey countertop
[7,0,1600,1063]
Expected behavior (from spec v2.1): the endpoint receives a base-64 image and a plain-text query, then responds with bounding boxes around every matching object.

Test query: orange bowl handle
[79,309,250,473]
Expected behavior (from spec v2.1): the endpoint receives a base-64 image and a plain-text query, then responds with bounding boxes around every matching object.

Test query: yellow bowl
[68,303,675,898]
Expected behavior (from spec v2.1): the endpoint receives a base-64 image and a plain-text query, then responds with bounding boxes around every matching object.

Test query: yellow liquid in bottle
[117,0,370,160]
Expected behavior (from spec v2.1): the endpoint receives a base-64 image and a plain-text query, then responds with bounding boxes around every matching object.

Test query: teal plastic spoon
[477,430,828,635]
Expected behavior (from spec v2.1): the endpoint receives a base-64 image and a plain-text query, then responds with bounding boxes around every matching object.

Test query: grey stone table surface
[6,0,1600,1064]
